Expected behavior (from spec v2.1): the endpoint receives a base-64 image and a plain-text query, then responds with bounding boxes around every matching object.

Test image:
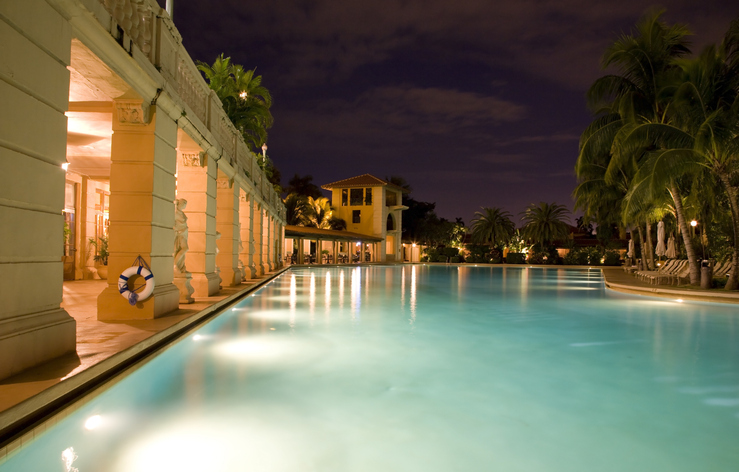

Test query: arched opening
[387,213,395,231]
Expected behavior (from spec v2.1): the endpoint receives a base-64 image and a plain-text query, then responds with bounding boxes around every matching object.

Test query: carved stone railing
[94,0,284,220]
[101,0,156,60]
[175,56,207,124]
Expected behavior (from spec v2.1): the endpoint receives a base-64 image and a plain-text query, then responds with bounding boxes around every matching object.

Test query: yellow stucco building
[1,0,286,380]
[322,175,408,262]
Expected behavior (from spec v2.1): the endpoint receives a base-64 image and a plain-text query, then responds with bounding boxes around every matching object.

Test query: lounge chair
[666,262,694,285]
[637,259,680,284]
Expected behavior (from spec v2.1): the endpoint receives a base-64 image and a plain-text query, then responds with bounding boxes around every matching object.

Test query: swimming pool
[1,265,738,471]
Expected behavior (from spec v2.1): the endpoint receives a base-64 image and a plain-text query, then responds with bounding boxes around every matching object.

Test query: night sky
[161,0,737,224]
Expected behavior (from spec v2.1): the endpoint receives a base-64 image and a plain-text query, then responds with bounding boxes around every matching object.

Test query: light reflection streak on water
[351,267,361,317]
[400,266,406,309]
[339,271,345,309]
[410,265,417,322]
[325,271,331,315]
[289,274,296,328]
[309,272,316,324]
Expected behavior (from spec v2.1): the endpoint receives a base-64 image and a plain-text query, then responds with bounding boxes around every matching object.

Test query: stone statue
[174,198,189,274]
[237,221,246,281]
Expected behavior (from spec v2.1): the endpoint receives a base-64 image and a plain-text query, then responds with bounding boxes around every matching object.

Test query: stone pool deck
[600,267,739,304]
[1,264,737,450]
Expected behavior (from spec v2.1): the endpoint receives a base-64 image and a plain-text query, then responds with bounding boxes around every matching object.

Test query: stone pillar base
[190,272,221,297]
[97,283,181,320]
[0,308,76,381]
[262,262,271,274]
[174,273,195,304]
[219,267,242,287]
[246,263,257,278]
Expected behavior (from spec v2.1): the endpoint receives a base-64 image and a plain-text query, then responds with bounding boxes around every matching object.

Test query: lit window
[342,189,348,206]
[350,188,363,206]
[365,188,372,205]
[352,210,361,224]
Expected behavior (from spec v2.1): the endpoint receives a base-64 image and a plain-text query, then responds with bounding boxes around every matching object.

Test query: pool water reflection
[2,265,738,471]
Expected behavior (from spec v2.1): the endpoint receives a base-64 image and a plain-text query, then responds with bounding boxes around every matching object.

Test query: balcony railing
[96,0,282,213]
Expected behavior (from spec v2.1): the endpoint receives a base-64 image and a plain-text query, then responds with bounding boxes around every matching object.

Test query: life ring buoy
[118,266,155,305]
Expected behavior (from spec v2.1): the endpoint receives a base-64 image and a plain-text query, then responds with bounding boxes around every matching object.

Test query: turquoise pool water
[2,266,738,471]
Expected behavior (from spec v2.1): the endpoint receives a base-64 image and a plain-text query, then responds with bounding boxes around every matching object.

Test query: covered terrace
[284,226,384,265]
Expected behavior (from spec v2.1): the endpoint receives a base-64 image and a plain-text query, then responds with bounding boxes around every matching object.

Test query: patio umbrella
[655,221,666,257]
[627,238,634,259]
[666,234,677,259]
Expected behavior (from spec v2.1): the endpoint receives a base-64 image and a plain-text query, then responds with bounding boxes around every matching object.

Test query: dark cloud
[166,0,739,222]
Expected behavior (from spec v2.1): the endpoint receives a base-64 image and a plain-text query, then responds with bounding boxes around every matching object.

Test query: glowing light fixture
[690,220,697,227]
[676,299,684,303]
[85,414,102,430]
[240,91,247,99]
[61,162,70,171]
[261,143,268,157]
[193,334,203,341]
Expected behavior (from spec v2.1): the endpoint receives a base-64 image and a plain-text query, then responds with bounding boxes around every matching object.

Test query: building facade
[322,175,408,262]
[0,0,286,380]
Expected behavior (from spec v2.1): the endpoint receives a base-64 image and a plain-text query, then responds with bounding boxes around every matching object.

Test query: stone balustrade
[95,0,282,211]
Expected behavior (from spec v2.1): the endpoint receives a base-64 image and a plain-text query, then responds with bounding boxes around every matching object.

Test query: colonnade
[0,0,286,380]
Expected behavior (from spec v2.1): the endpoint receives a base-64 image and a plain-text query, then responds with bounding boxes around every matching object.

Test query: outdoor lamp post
[690,220,697,237]
[262,143,268,158]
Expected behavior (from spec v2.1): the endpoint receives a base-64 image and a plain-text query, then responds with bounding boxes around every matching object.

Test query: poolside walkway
[601,267,739,304]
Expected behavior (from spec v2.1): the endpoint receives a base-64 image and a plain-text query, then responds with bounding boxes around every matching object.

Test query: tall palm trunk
[645,220,655,270]
[637,226,646,271]
[719,174,739,290]
[671,182,700,285]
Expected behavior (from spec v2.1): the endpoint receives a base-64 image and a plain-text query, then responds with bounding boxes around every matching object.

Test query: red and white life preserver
[118,266,155,304]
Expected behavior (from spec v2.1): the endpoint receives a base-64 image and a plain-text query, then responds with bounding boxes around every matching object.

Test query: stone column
[252,202,263,275]
[0,2,76,379]
[297,238,304,265]
[269,216,277,269]
[97,101,180,320]
[215,171,241,286]
[261,210,271,273]
[177,151,219,296]
[239,189,255,279]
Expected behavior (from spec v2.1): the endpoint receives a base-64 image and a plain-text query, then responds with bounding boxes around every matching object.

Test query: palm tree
[521,202,571,247]
[197,54,274,153]
[622,22,739,288]
[284,193,311,226]
[470,207,515,247]
[584,10,701,284]
[305,196,345,230]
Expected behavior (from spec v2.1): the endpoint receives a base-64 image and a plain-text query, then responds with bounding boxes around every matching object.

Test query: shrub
[587,247,602,266]
[450,256,461,263]
[506,252,526,264]
[603,250,621,266]
[436,255,448,263]
[443,247,460,258]
[527,250,545,264]
[563,248,589,265]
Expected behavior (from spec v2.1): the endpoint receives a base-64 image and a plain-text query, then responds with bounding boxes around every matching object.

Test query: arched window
[386,213,395,231]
